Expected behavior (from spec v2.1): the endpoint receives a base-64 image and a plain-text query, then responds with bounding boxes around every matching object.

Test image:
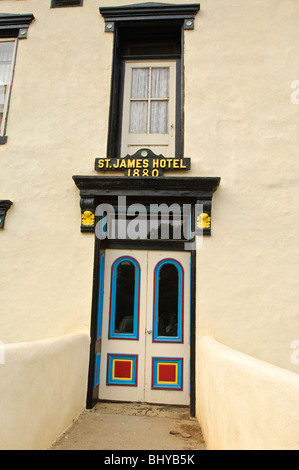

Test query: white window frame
[0,39,17,137]
[121,60,176,157]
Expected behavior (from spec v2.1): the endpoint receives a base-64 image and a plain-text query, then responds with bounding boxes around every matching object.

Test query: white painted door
[98,249,190,406]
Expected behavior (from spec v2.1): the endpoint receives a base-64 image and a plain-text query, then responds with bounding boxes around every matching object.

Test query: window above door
[100,3,200,159]
[121,60,176,157]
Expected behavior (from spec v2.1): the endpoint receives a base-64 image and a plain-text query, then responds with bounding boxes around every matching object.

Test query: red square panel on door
[114,359,132,379]
[151,357,183,390]
[106,354,138,386]
[158,363,177,383]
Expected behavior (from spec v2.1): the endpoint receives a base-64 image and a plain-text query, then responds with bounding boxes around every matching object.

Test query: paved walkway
[50,402,206,451]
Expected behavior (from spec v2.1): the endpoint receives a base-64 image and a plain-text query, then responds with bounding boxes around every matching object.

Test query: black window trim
[50,0,83,8]
[0,13,34,39]
[99,2,200,32]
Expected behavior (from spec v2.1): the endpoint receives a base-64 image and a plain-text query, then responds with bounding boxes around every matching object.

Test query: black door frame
[73,175,220,417]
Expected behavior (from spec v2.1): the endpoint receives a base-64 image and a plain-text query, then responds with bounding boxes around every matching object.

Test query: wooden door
[98,249,190,405]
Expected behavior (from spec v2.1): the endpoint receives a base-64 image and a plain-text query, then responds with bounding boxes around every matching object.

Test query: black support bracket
[0,200,13,229]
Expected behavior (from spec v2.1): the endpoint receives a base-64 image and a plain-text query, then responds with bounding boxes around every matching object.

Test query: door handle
[146,329,152,334]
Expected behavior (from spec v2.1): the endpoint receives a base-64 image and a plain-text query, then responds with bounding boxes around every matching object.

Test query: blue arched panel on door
[109,256,141,340]
[152,258,184,343]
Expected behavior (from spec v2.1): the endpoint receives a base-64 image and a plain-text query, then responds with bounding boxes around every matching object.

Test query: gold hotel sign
[95,149,191,177]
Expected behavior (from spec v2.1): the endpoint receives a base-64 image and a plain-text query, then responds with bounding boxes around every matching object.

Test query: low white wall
[0,333,90,450]
[197,336,299,450]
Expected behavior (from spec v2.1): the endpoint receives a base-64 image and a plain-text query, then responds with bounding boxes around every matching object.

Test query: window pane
[151,68,169,98]
[0,42,14,129]
[150,101,168,133]
[0,42,14,84]
[0,85,6,108]
[0,42,14,62]
[131,68,149,99]
[114,261,136,334]
[0,85,7,127]
[130,101,148,133]
[157,264,179,337]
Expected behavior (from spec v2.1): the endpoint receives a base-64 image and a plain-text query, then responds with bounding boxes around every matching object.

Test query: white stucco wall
[186,0,299,374]
[197,336,299,450]
[0,333,90,450]
[0,0,113,344]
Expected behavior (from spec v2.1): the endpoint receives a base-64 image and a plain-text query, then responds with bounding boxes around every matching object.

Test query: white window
[0,40,16,136]
[121,61,176,157]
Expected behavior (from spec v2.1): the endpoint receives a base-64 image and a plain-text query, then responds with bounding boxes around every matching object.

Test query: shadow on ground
[50,402,206,451]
